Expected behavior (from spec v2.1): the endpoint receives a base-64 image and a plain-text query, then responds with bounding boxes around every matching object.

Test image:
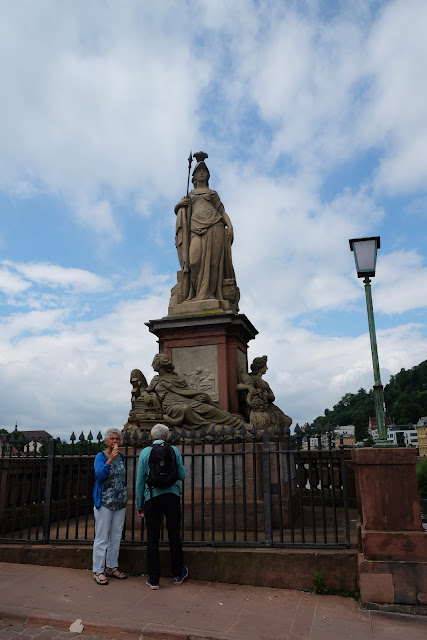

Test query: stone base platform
[0,543,358,592]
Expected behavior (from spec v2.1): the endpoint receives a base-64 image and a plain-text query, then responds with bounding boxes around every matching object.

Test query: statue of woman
[237,356,292,431]
[174,153,236,302]
[140,353,242,430]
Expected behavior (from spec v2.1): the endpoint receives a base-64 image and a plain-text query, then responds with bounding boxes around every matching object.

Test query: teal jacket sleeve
[136,448,148,509]
[172,446,186,481]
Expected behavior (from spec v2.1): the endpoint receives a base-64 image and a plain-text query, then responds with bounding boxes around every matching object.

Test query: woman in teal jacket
[136,423,187,589]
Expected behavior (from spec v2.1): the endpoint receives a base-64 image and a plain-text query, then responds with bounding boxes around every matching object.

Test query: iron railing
[0,425,353,548]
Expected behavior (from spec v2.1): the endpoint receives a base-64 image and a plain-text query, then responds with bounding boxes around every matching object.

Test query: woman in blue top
[92,428,128,585]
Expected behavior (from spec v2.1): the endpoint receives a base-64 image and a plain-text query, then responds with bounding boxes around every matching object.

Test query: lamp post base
[373,439,395,448]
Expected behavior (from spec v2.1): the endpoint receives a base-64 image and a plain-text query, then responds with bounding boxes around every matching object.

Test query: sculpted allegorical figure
[130,369,148,406]
[174,152,237,303]
[140,354,242,431]
[237,355,292,432]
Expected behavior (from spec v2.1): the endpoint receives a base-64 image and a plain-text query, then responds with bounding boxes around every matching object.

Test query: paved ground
[0,562,426,640]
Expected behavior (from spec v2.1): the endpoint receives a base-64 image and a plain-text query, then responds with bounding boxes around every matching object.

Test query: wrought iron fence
[0,425,353,548]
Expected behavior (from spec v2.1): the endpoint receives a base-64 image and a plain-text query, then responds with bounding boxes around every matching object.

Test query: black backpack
[147,442,178,493]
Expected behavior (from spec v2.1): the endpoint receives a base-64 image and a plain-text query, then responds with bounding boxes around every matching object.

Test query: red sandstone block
[354,463,422,531]
[358,554,427,606]
[359,573,394,604]
[352,448,418,465]
[362,529,427,561]
[392,563,419,604]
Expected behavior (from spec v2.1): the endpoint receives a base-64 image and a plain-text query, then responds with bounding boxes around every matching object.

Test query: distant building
[417,417,427,457]
[371,424,418,447]
[368,416,392,434]
[303,425,356,449]
[335,425,355,436]
[0,441,18,456]
[306,435,329,449]
[334,425,356,448]
[21,430,52,453]
[12,424,52,453]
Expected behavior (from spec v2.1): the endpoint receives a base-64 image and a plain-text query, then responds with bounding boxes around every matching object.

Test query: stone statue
[130,369,148,406]
[144,354,242,430]
[200,369,215,394]
[237,355,292,433]
[170,152,239,312]
[184,367,203,389]
[127,353,242,437]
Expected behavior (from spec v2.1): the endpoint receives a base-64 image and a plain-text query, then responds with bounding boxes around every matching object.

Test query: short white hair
[151,424,170,441]
[104,428,121,441]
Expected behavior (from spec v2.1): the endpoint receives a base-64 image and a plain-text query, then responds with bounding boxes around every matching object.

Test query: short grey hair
[151,424,170,441]
[104,428,121,441]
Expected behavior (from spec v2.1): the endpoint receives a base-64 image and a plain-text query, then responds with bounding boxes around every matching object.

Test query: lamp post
[349,236,391,447]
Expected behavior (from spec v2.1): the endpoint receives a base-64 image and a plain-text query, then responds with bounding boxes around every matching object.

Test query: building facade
[417,417,427,457]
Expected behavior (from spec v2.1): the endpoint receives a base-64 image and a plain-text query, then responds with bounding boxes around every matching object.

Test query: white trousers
[92,505,126,574]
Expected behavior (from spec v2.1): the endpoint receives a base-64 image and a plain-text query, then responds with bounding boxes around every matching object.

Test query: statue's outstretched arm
[236,382,251,392]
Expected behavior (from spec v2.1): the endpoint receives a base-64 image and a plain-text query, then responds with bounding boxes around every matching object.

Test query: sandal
[94,572,108,585]
[106,567,127,579]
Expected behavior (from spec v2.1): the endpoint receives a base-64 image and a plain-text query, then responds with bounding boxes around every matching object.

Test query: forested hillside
[313,360,427,441]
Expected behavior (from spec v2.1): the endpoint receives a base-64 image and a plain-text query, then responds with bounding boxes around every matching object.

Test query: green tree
[416,460,427,499]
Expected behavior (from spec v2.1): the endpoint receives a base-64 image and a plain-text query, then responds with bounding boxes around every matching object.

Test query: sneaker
[146,578,159,590]
[173,565,188,585]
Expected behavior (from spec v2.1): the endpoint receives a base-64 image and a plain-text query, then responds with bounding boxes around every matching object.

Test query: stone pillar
[352,448,427,606]
[146,313,257,415]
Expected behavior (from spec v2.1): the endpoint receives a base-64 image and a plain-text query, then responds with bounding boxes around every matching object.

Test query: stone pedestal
[352,448,427,606]
[146,313,258,415]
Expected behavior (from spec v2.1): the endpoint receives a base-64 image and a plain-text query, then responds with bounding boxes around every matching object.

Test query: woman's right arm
[174,196,190,214]
[94,452,111,482]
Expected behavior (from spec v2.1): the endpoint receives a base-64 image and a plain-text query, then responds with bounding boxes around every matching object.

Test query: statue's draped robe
[175,189,235,301]
[146,373,242,428]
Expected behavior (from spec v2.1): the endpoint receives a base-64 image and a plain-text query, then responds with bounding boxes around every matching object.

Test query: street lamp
[349,236,391,447]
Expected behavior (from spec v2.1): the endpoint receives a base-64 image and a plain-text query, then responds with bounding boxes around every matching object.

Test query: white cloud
[0,267,30,295]
[0,309,68,343]
[2,260,109,293]
[364,0,427,193]
[0,2,208,237]
[247,321,427,427]
[0,295,165,437]
[375,250,427,314]
[73,199,121,240]
[225,170,383,318]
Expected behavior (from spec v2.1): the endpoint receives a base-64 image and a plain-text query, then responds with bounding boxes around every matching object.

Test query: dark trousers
[144,492,183,583]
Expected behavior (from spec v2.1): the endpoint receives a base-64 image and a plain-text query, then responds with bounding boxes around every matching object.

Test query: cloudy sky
[1,0,427,439]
